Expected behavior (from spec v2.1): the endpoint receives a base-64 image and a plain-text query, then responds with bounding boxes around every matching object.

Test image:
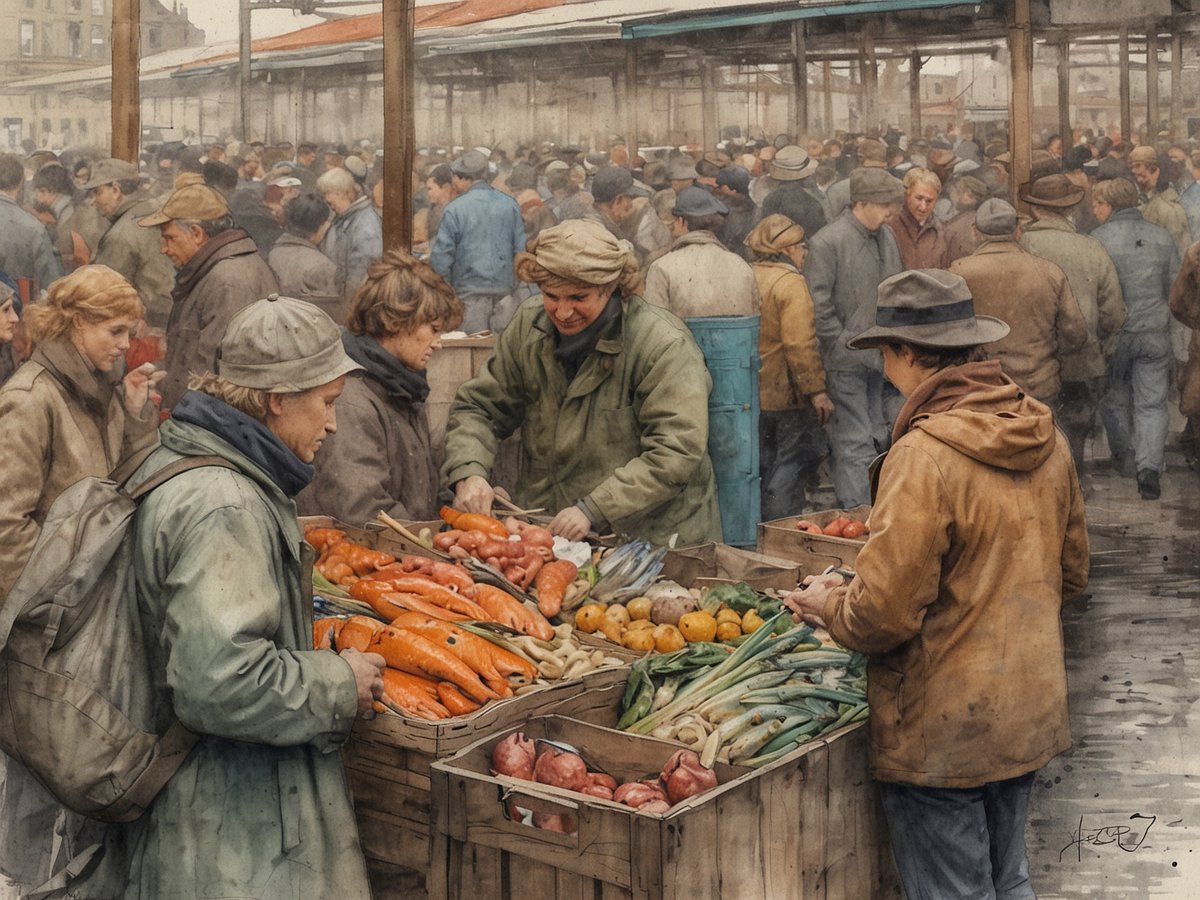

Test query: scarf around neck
[552,292,622,381]
[340,331,430,403]
[890,359,1009,444]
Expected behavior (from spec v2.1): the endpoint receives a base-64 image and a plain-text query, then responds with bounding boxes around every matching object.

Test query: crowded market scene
[0,0,1197,897]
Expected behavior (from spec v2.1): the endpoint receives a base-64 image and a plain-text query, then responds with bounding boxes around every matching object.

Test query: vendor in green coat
[442,219,721,546]
[66,295,385,899]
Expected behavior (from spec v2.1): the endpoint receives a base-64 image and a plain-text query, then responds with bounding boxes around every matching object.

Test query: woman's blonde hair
[24,265,143,344]
[346,249,464,338]
[187,372,272,420]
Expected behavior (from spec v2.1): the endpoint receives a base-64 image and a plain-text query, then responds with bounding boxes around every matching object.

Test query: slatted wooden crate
[756,505,872,571]
[428,714,898,900]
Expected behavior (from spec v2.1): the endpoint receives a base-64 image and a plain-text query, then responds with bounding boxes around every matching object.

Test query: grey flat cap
[975,198,1018,235]
[671,185,729,218]
[450,149,489,179]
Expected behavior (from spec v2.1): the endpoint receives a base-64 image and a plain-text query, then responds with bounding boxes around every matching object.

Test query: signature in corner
[1059,814,1156,862]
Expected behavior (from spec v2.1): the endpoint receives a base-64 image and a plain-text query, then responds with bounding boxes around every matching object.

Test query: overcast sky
[185,1,379,45]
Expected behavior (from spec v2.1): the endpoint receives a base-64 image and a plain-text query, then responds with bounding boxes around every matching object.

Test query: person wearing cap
[1127,146,1192,258]
[442,219,721,546]
[84,157,177,327]
[745,214,833,518]
[0,152,63,300]
[1019,174,1126,487]
[804,166,904,508]
[268,192,341,321]
[60,295,382,899]
[298,251,463,525]
[0,266,162,890]
[430,149,525,333]
[713,165,758,262]
[574,165,669,268]
[262,173,303,227]
[139,182,279,409]
[759,145,828,240]
[316,165,383,312]
[941,174,990,264]
[643,186,759,319]
[205,159,283,260]
[785,267,1088,900]
[823,138,889,222]
[949,198,1087,409]
[1169,239,1200,472]
[1091,176,1181,499]
[31,162,103,273]
[886,167,951,270]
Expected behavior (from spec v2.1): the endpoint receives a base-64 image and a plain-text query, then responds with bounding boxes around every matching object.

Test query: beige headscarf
[527,219,634,286]
[744,213,805,257]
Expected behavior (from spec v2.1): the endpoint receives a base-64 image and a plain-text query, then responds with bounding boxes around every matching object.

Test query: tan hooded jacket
[822,361,1089,788]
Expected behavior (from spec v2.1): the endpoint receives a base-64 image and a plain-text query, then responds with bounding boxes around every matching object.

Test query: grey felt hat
[217,294,363,392]
[591,166,650,203]
[666,156,699,181]
[850,167,904,204]
[847,269,1009,350]
[79,158,138,191]
[770,145,820,181]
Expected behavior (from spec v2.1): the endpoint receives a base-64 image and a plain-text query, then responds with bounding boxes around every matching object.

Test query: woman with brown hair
[0,264,162,890]
[297,250,463,525]
[442,219,720,545]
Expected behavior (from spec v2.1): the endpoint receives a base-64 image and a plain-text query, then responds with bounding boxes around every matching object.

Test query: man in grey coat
[140,183,279,409]
[0,152,62,297]
[805,168,905,507]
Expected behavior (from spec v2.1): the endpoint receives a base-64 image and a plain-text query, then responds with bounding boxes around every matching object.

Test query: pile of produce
[490,732,720,829]
[431,508,580,617]
[618,613,868,768]
[794,515,868,539]
[574,580,788,649]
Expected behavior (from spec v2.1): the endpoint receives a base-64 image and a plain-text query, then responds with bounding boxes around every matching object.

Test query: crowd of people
[0,119,1196,897]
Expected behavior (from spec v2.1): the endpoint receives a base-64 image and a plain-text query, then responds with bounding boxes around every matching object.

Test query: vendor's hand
[340,648,386,718]
[810,391,834,426]
[781,573,845,629]
[123,362,167,414]
[454,475,496,515]
[548,506,591,541]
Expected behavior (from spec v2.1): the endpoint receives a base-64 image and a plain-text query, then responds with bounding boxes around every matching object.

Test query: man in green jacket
[66,294,383,899]
[442,219,721,546]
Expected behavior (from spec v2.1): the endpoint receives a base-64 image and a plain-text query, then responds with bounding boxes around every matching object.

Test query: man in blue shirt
[430,149,526,333]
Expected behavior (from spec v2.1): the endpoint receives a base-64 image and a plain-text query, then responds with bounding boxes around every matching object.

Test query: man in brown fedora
[1020,174,1126,490]
[760,145,828,240]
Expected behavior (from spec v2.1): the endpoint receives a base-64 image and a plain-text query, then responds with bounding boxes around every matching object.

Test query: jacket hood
[897,360,1058,472]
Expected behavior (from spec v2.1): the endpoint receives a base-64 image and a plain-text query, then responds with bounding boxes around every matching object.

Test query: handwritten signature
[1060,814,1156,862]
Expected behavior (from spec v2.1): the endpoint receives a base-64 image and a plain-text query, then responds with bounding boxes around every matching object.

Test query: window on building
[67,21,81,56]
[78,118,88,136]
[45,0,54,11]
[24,0,35,8]
[90,24,104,56]
[61,118,72,137]
[92,0,104,12]
[42,22,52,55]
[41,119,51,135]
[148,26,161,49]
[19,21,34,56]
[934,82,944,96]
[68,0,81,11]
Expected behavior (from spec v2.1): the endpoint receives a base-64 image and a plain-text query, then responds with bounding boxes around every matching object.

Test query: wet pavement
[1027,447,1200,899]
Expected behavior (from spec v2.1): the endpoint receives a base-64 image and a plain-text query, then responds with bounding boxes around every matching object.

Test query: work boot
[1136,468,1161,500]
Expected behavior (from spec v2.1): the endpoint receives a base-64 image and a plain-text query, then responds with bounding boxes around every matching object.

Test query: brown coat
[887,206,950,270]
[753,259,826,411]
[0,338,158,599]
[1169,242,1200,417]
[822,363,1089,788]
[950,239,1089,402]
[162,229,279,409]
[942,208,982,264]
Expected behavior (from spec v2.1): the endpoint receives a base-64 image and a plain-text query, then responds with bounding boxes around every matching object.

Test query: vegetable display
[795,515,869,539]
[618,613,868,767]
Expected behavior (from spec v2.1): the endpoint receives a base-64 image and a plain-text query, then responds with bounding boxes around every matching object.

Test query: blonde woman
[0,264,162,890]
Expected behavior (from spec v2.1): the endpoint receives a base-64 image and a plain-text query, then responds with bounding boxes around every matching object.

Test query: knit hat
[850,168,904,204]
[847,269,1009,350]
[217,294,363,392]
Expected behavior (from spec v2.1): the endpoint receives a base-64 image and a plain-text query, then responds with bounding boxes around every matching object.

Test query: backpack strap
[125,454,237,501]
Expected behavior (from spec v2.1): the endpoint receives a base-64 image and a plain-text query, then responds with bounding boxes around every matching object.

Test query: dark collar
[341,331,430,403]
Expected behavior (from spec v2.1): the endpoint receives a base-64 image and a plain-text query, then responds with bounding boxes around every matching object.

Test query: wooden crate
[661,541,806,590]
[429,715,898,900]
[756,505,871,571]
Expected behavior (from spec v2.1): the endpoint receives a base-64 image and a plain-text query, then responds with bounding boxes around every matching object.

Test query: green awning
[623,0,975,40]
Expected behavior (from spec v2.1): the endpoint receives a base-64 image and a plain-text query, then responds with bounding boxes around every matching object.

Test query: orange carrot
[313,617,344,650]
[369,626,500,705]
[470,583,555,641]
[348,581,469,623]
[436,681,482,716]
[379,668,452,720]
[328,540,396,577]
[532,559,579,619]
[439,506,510,539]
[304,527,347,554]
[371,575,489,619]
[335,615,385,652]
[392,612,536,691]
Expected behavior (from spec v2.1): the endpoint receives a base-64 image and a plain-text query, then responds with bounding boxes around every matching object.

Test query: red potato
[533,812,575,833]
[794,520,825,535]
[613,778,670,810]
[491,732,537,781]
[661,749,719,805]
[841,520,867,540]
[822,516,851,537]
[533,746,589,793]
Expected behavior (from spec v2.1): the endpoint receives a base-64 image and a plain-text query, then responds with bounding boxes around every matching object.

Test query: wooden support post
[861,24,878,135]
[526,70,536,148]
[1146,22,1160,141]
[624,42,639,163]
[1008,0,1033,205]
[701,61,718,152]
[382,0,415,252]
[1057,39,1071,152]
[791,22,808,138]
[1119,27,1132,141]
[111,0,139,163]
[823,59,834,134]
[1171,33,1184,141]
[444,81,454,148]
[909,50,922,140]
[239,0,251,140]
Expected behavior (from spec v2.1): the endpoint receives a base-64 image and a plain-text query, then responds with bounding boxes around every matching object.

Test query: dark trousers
[878,772,1037,900]
[758,407,828,521]
[1054,377,1104,484]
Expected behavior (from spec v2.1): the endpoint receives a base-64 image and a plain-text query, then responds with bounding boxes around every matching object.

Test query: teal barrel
[685,315,760,547]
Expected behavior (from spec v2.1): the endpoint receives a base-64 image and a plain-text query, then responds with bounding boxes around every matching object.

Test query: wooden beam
[909,50,922,141]
[111,0,139,163]
[823,59,834,135]
[239,0,252,140]
[1008,0,1033,206]
[701,61,718,152]
[444,81,454,148]
[1119,27,1132,141]
[861,23,878,135]
[790,21,808,139]
[625,43,639,162]
[1057,39,1071,152]
[1171,33,1184,141]
[382,0,415,253]
[1146,22,1160,142]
